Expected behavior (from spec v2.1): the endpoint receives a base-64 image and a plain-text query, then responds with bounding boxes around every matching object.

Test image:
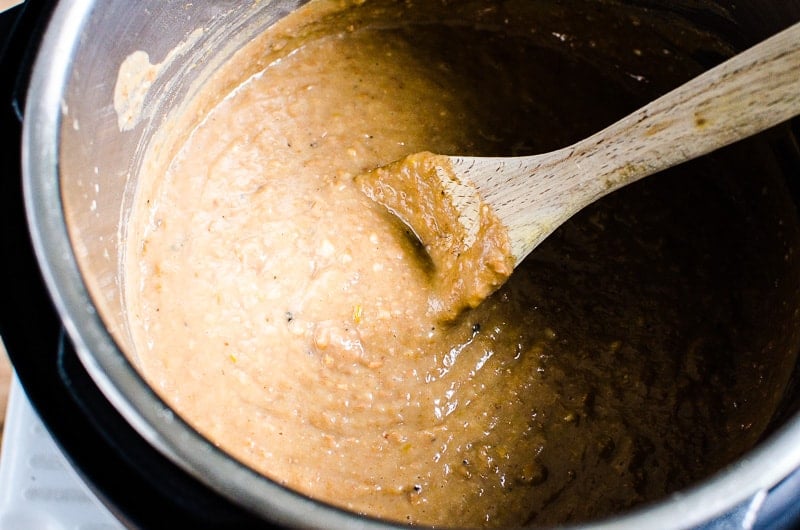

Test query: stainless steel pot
[21,0,800,527]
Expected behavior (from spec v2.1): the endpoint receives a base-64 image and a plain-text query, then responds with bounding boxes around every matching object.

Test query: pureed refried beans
[124,1,800,526]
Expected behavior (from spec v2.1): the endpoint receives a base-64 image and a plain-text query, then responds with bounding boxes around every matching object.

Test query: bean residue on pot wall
[114,28,204,132]
[124,1,800,527]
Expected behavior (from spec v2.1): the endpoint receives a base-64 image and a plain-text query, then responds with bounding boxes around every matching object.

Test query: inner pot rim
[20,0,800,528]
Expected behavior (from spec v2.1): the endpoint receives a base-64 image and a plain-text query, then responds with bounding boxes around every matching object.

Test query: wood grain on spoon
[356,20,800,320]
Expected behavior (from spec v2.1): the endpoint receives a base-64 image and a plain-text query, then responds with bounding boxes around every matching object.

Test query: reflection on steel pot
[21,0,800,528]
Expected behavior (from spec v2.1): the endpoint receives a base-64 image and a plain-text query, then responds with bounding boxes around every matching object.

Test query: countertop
[0,1,22,12]
[0,342,13,443]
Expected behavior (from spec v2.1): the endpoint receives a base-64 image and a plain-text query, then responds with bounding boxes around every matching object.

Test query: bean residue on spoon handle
[356,152,514,321]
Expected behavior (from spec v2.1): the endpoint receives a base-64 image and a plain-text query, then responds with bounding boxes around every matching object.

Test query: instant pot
[3,1,800,528]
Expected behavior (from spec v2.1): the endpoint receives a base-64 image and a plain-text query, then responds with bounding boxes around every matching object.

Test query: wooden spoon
[356,21,800,321]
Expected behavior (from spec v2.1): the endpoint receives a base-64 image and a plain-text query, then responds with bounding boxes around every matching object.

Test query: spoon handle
[467,20,800,262]
[576,20,800,191]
